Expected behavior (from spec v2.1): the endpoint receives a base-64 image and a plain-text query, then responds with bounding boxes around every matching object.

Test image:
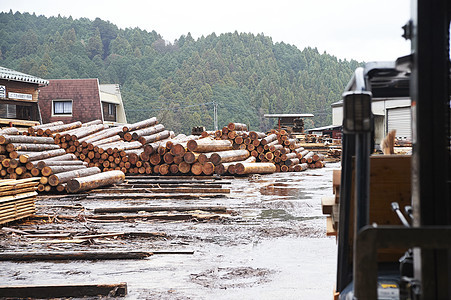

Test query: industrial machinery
[335,0,450,299]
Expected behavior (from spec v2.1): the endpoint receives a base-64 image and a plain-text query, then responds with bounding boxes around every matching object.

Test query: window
[53,100,72,115]
[102,102,116,122]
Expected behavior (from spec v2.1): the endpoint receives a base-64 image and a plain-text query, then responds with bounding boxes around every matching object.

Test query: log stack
[0,118,327,182]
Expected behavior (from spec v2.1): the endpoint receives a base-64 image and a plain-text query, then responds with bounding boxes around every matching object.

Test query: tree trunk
[48,167,101,186]
[0,135,55,145]
[66,170,125,193]
[234,162,276,175]
[123,117,158,132]
[41,165,87,177]
[138,130,171,145]
[19,149,67,164]
[130,123,164,140]
[187,138,232,152]
[209,149,249,165]
[6,143,60,152]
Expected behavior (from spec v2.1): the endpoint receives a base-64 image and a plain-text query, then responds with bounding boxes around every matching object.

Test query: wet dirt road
[0,163,339,299]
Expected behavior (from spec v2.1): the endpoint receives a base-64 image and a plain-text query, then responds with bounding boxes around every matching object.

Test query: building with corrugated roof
[0,66,49,126]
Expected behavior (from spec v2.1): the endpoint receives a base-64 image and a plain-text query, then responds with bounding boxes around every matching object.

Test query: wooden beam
[0,283,127,298]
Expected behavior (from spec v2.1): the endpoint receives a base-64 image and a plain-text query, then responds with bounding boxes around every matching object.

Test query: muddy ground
[0,162,339,299]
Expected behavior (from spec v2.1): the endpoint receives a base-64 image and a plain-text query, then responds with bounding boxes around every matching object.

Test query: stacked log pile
[0,118,326,181]
[203,123,325,174]
[0,178,39,224]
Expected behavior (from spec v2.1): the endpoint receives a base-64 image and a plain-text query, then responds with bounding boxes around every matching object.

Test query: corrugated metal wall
[387,106,412,140]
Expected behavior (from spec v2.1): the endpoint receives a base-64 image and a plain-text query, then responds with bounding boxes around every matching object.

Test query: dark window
[102,102,116,122]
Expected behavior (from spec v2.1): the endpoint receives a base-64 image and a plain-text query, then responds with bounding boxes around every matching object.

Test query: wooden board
[326,216,337,237]
[0,283,127,298]
[321,196,335,215]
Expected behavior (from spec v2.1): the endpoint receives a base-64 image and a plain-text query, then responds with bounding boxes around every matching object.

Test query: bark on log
[36,160,87,170]
[202,162,215,175]
[66,170,125,193]
[234,162,276,175]
[19,149,67,164]
[284,158,300,166]
[0,135,55,145]
[186,138,233,152]
[41,165,87,177]
[48,167,101,186]
[28,121,64,134]
[6,143,60,152]
[227,122,247,131]
[123,117,158,132]
[81,126,124,144]
[261,134,278,146]
[44,121,82,135]
[130,123,164,140]
[183,152,199,164]
[210,149,250,165]
[71,124,108,140]
[138,130,171,145]
[91,135,121,147]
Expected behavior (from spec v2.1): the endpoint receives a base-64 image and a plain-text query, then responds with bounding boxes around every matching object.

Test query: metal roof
[264,113,314,118]
[0,66,49,86]
[305,125,342,132]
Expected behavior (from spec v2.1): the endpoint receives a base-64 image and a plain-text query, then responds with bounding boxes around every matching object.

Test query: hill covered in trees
[0,10,360,133]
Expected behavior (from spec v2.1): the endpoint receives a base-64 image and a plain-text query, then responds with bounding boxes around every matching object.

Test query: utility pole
[213,101,218,131]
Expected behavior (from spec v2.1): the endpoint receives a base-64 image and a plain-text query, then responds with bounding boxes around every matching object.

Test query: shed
[305,125,343,139]
[0,66,49,126]
[38,79,127,125]
[331,62,411,144]
[264,113,314,133]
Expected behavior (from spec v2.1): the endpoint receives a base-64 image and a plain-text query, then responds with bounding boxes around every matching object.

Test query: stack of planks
[0,178,39,225]
[321,169,341,237]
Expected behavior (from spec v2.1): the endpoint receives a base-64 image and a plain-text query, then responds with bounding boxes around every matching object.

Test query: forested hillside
[0,11,361,133]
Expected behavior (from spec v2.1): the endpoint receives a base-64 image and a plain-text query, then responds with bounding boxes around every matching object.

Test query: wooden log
[187,138,233,152]
[138,130,171,145]
[19,149,67,164]
[41,165,87,177]
[234,162,276,175]
[66,170,125,193]
[281,153,297,161]
[28,121,64,134]
[130,123,164,140]
[260,133,277,145]
[209,149,249,165]
[82,119,103,127]
[6,143,60,152]
[44,121,82,135]
[184,151,200,164]
[191,162,203,175]
[294,163,309,172]
[178,162,191,174]
[159,164,169,175]
[249,131,265,140]
[285,158,300,166]
[71,124,108,140]
[90,134,121,147]
[202,162,215,175]
[48,167,101,186]
[123,117,158,132]
[0,128,19,136]
[81,126,125,144]
[0,135,55,145]
[227,122,247,131]
[300,151,314,163]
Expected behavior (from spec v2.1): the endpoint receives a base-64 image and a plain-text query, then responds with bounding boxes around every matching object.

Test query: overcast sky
[1,0,411,62]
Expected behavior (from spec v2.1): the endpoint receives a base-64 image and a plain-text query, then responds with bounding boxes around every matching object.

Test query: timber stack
[0,177,40,224]
[1,118,326,181]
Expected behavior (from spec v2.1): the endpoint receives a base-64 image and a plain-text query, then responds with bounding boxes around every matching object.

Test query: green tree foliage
[0,11,361,134]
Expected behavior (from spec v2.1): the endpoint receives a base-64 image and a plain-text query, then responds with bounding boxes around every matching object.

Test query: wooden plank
[321,196,335,215]
[85,193,226,200]
[0,251,152,261]
[88,187,230,194]
[0,283,127,298]
[326,216,337,236]
[93,206,228,214]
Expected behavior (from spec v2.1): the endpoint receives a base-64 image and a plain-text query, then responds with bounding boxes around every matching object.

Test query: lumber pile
[0,118,327,181]
[0,178,39,225]
[202,123,325,175]
[321,169,341,237]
